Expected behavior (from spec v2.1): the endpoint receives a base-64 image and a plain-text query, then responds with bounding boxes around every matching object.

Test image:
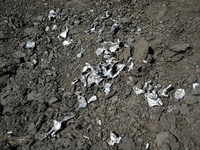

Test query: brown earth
[0,0,200,149]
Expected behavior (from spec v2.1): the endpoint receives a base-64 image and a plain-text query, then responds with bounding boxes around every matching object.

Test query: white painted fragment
[77,48,85,58]
[108,131,122,146]
[7,131,12,134]
[48,10,57,20]
[128,62,134,72]
[87,96,97,104]
[159,84,172,97]
[76,92,87,109]
[133,86,144,95]
[145,143,150,150]
[104,83,111,95]
[193,83,200,90]
[97,120,102,125]
[59,26,69,38]
[62,39,73,46]
[26,41,35,48]
[52,25,57,30]
[174,89,185,99]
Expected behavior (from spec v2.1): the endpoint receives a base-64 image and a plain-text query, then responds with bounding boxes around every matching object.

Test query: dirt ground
[0,0,200,149]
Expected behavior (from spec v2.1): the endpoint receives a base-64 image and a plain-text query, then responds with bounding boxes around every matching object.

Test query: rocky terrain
[0,0,200,149]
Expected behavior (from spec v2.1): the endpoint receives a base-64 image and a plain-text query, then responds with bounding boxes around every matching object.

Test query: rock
[184,94,199,104]
[161,143,171,150]
[134,37,149,64]
[28,123,36,134]
[155,131,177,147]
[119,17,130,24]
[152,107,164,121]
[187,74,197,84]
[48,97,59,105]
[179,103,189,115]
[0,103,3,115]
[119,136,135,150]
[0,74,10,92]
[170,43,191,53]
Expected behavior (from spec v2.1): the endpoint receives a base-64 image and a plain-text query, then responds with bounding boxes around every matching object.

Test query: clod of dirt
[170,43,191,53]
[119,136,135,150]
[134,37,149,64]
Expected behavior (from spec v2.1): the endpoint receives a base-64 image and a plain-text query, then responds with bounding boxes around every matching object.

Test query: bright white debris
[145,91,163,107]
[128,62,134,72]
[97,120,102,125]
[133,86,144,95]
[26,41,35,48]
[46,115,75,137]
[137,28,142,32]
[47,120,61,137]
[145,143,150,150]
[59,26,69,38]
[87,95,97,104]
[96,47,105,56]
[143,60,148,64]
[7,131,12,134]
[83,135,90,139]
[111,23,120,33]
[104,83,112,95]
[101,11,110,19]
[76,92,87,109]
[158,84,172,97]
[174,89,185,99]
[62,39,73,46]
[108,131,122,146]
[48,10,57,20]
[52,25,57,30]
[77,48,85,58]
[45,26,50,31]
[193,83,200,90]
[133,81,164,107]
[32,59,37,66]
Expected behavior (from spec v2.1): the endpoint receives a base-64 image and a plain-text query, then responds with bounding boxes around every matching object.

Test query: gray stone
[119,136,135,150]
[134,37,149,64]
[48,97,59,105]
[179,103,189,115]
[170,43,191,53]
[155,131,177,147]
[161,143,171,150]
[119,17,130,24]
[187,74,197,84]
[184,94,199,104]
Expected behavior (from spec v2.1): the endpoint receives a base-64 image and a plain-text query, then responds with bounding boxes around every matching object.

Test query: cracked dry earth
[0,0,200,149]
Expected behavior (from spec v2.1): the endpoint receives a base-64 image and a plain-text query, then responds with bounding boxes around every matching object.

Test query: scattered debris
[83,135,90,140]
[26,41,35,48]
[87,95,97,104]
[111,22,120,34]
[133,81,164,107]
[104,83,111,95]
[193,83,200,90]
[145,143,150,150]
[32,59,37,67]
[46,115,75,137]
[76,92,87,109]
[174,89,185,99]
[62,39,73,46]
[158,84,172,97]
[97,120,102,125]
[52,25,57,30]
[133,86,144,95]
[128,62,134,72]
[59,26,69,38]
[48,10,57,20]
[101,11,110,20]
[77,48,85,58]
[108,131,122,146]
[7,131,12,134]
[45,26,50,31]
